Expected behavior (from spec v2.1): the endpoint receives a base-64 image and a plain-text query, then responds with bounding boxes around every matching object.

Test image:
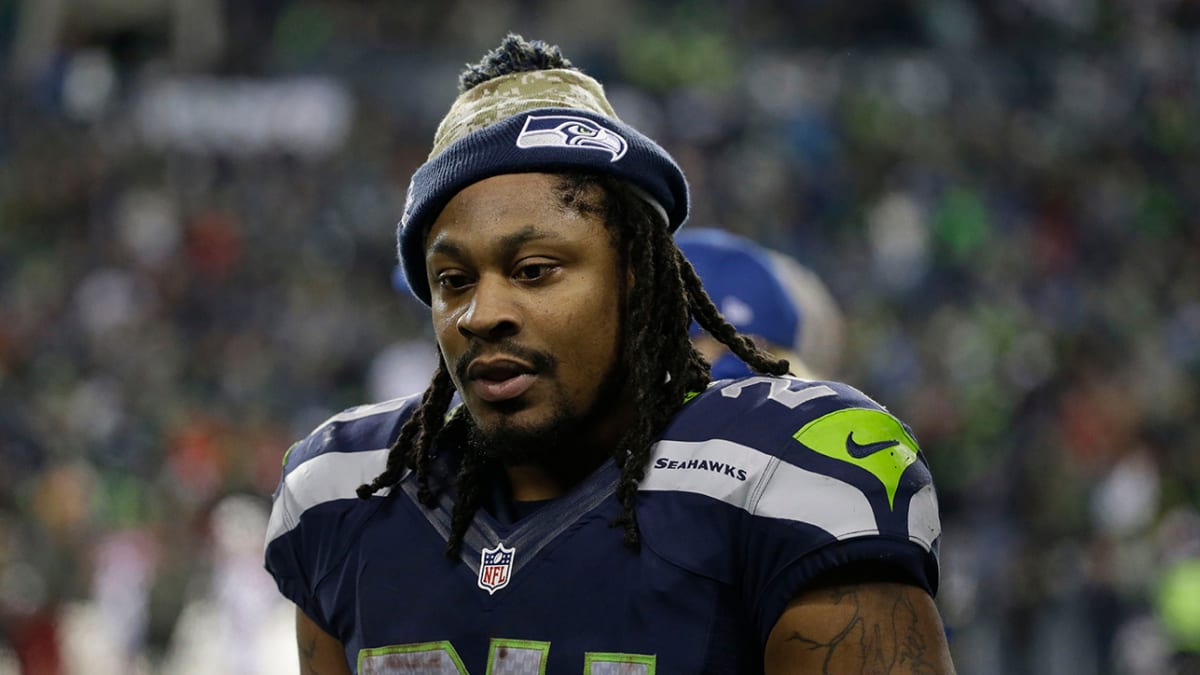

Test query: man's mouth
[466,358,539,403]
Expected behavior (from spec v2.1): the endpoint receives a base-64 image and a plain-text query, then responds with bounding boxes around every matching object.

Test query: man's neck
[504,464,573,501]
[503,439,612,501]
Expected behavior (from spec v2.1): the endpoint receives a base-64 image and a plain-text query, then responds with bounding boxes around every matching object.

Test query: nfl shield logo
[478,542,515,595]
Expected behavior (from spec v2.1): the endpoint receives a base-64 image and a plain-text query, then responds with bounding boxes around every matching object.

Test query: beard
[462,354,629,468]
[464,397,575,466]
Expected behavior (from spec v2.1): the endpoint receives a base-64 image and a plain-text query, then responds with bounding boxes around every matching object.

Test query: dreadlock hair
[357,35,789,559]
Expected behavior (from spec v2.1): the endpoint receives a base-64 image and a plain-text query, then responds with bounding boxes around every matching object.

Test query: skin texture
[296,607,351,675]
[425,172,632,500]
[764,581,957,675]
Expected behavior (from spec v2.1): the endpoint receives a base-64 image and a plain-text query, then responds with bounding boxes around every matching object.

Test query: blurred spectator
[158,494,296,675]
[676,226,844,380]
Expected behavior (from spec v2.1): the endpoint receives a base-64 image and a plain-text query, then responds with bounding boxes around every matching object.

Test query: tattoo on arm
[784,585,941,675]
[299,632,324,675]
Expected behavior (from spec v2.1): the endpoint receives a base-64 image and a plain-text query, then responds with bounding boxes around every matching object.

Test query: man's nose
[457,274,521,341]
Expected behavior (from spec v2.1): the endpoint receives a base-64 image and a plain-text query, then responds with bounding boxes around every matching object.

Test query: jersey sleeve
[638,376,941,646]
[263,396,417,635]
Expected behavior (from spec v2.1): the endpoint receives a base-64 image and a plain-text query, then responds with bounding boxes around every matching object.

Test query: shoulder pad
[663,375,883,451]
[267,394,420,549]
[639,376,940,582]
[263,395,424,631]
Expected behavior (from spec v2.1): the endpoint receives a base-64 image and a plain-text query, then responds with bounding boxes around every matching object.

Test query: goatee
[463,357,629,469]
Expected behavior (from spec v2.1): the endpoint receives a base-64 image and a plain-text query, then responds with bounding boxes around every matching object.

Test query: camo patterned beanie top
[396,34,690,306]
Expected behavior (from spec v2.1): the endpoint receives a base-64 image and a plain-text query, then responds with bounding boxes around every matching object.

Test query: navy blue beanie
[396,71,690,306]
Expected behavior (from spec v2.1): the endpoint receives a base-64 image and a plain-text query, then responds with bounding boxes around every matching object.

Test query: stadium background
[1,1,1198,673]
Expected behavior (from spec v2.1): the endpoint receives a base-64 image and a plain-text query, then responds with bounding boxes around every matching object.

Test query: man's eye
[514,263,554,281]
[437,273,471,290]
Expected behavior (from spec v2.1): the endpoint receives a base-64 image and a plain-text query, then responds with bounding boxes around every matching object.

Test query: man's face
[426,173,628,458]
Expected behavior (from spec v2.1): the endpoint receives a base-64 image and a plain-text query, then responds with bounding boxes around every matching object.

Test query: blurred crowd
[1,1,1198,673]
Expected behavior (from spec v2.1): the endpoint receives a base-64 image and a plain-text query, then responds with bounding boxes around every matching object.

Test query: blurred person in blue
[263,34,953,675]
[677,227,845,381]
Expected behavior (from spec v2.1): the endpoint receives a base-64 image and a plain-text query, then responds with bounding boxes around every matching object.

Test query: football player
[676,227,845,381]
[265,34,954,674]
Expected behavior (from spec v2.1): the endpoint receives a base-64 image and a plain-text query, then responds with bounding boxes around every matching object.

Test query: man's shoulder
[663,375,890,452]
[266,394,423,548]
[280,394,423,477]
[646,375,897,508]
[642,373,938,553]
[637,374,940,591]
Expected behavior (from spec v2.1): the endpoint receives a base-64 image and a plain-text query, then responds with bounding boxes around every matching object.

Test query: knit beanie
[396,34,690,305]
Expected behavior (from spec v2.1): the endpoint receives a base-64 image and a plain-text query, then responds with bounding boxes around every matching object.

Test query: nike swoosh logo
[845,432,900,459]
[796,408,921,510]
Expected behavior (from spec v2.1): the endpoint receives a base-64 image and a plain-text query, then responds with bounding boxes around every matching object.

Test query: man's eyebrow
[496,225,568,259]
[428,225,569,261]
[427,237,465,259]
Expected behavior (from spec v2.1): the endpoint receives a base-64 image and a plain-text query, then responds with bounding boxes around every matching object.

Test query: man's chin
[467,411,570,466]
[468,403,541,437]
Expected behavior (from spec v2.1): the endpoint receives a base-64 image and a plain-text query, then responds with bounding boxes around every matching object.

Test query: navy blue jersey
[264,375,941,674]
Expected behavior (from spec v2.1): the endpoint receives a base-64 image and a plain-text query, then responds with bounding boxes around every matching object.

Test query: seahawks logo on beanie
[516,114,628,162]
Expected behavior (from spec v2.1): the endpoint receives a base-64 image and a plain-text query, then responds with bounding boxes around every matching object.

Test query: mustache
[454,340,557,382]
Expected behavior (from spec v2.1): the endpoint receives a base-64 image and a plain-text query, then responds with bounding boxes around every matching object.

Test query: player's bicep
[763,581,955,675]
[296,605,352,675]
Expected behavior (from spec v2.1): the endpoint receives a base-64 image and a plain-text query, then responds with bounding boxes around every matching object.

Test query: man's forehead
[426,222,591,260]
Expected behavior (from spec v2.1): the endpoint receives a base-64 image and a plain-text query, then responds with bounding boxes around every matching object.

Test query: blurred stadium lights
[135,76,354,158]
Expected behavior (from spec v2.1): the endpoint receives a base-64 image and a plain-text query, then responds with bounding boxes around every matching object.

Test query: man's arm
[295,605,352,675]
[763,581,956,675]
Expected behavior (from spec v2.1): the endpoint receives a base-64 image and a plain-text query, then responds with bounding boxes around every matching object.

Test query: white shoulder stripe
[265,448,393,546]
[754,456,880,540]
[907,484,941,551]
[643,439,895,542]
[317,395,420,430]
[640,439,774,507]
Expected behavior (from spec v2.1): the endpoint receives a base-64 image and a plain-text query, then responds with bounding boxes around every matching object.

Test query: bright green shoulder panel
[793,408,919,509]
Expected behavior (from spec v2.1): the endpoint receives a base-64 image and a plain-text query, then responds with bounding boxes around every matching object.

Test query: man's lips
[466,358,538,403]
[471,373,537,402]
